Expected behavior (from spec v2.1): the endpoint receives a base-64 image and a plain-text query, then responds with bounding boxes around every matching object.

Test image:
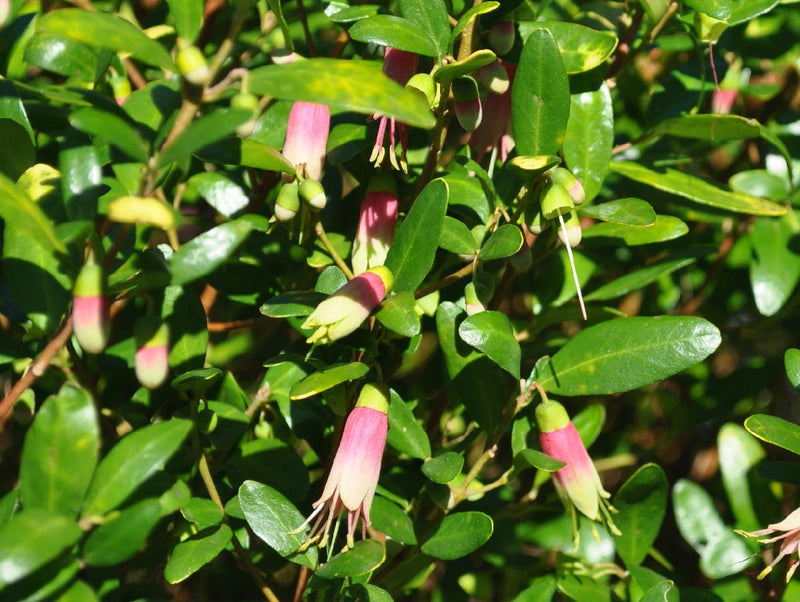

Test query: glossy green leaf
[19,384,99,518]
[181,497,224,529]
[514,448,565,472]
[558,574,611,602]
[370,496,417,545]
[609,162,786,216]
[325,2,381,23]
[452,2,500,40]
[730,170,789,201]
[228,439,308,503]
[36,9,175,70]
[59,580,100,602]
[349,15,438,57]
[170,215,266,286]
[398,0,450,59]
[385,179,448,293]
[0,120,33,181]
[422,451,464,484]
[188,172,249,217]
[745,414,800,456]
[249,59,435,129]
[0,81,34,144]
[164,524,233,584]
[260,291,326,318]
[439,215,478,255]
[785,348,800,392]
[82,419,192,517]
[672,479,752,578]
[70,108,148,163]
[239,480,317,568]
[641,581,677,602]
[195,137,295,174]
[0,172,65,254]
[573,404,606,448]
[718,423,769,531]
[512,27,570,156]
[729,0,778,24]
[433,49,497,84]
[290,363,369,400]
[612,464,668,567]
[345,583,394,602]
[387,390,431,460]
[511,575,557,602]
[529,316,721,396]
[563,84,614,203]
[166,0,203,42]
[749,214,800,316]
[585,256,696,302]
[164,284,208,373]
[170,367,223,396]
[583,215,689,246]
[437,302,504,434]
[375,292,421,337]
[459,310,521,379]
[60,129,102,220]
[528,21,618,74]
[83,499,162,566]
[0,490,19,529]
[0,509,82,586]
[315,539,385,579]
[420,511,493,560]
[580,198,656,226]
[157,109,252,167]
[478,224,523,261]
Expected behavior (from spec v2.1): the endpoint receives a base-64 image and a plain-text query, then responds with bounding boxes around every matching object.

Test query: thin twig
[314,220,354,280]
[414,261,474,299]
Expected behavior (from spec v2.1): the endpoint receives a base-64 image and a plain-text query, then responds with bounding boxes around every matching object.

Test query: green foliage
[1,0,800,600]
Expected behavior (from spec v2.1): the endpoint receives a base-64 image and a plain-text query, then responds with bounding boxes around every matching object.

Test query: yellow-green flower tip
[540,183,574,220]
[355,382,390,414]
[535,399,570,433]
[367,266,394,295]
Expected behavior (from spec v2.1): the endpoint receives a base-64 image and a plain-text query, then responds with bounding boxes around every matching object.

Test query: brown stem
[207,318,262,332]
[295,0,317,57]
[414,261,474,299]
[606,2,679,81]
[315,219,354,280]
[0,316,74,431]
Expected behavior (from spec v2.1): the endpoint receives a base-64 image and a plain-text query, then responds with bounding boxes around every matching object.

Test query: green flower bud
[540,183,574,220]
[452,76,483,132]
[274,182,300,221]
[298,178,326,211]
[488,20,515,56]
[557,211,582,248]
[175,44,210,87]
[549,167,585,205]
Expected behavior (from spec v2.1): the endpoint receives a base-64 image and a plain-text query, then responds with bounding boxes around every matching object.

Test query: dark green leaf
[19,384,99,518]
[375,292,420,337]
[745,414,800,456]
[261,291,326,318]
[181,497,224,529]
[171,367,223,396]
[786,348,800,392]
[459,311,521,379]
[0,171,65,254]
[60,128,103,220]
[609,162,786,216]
[512,28,570,156]
[82,419,192,517]
[526,21,618,74]
[349,15,438,57]
[563,84,614,203]
[510,575,557,602]
[70,107,148,163]
[249,59,435,129]
[157,110,252,167]
[228,439,308,503]
[370,497,417,545]
[398,0,450,59]
[385,179,448,293]
[387,390,431,460]
[82,499,162,566]
[612,464,668,567]
[164,524,233,584]
[0,509,82,586]
[315,539,385,579]
[583,215,688,246]
[452,3,500,41]
[478,224,523,261]
[433,49,497,84]
[187,172,249,217]
[514,448,565,472]
[530,316,721,395]
[421,511,493,560]
[422,451,464,484]
[195,137,295,174]
[37,9,175,70]
[580,198,656,226]
[584,256,697,302]
[239,481,317,568]
[290,363,369,400]
[439,216,478,255]
[0,119,35,181]
[166,0,203,42]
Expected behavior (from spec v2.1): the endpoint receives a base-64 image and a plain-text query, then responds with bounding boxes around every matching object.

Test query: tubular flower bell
[282,101,331,181]
[351,175,398,275]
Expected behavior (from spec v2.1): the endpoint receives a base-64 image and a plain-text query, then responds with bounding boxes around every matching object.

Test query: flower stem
[314,219,355,280]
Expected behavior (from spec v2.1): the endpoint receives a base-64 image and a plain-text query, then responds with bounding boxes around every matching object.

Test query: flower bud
[549,167,585,206]
[452,76,483,132]
[134,316,170,390]
[526,208,549,235]
[474,60,510,95]
[488,20,515,55]
[540,183,574,220]
[274,181,300,222]
[298,178,326,211]
[557,211,582,248]
[73,261,110,354]
[283,101,330,181]
[175,44,210,87]
[109,71,132,106]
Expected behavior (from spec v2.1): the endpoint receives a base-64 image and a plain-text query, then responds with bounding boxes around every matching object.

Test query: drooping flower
[296,382,390,549]
[738,507,800,581]
[351,175,398,275]
[134,316,170,390]
[73,260,110,354]
[370,47,418,172]
[535,397,619,541]
[302,266,393,344]
[469,60,516,163]
[283,101,331,181]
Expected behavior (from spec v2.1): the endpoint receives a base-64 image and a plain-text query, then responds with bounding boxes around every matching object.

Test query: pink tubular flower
[738,507,800,581]
[370,47,418,172]
[536,398,619,538]
[351,175,398,275]
[282,101,330,181]
[469,60,516,163]
[301,266,393,344]
[297,382,389,548]
[73,260,110,354]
